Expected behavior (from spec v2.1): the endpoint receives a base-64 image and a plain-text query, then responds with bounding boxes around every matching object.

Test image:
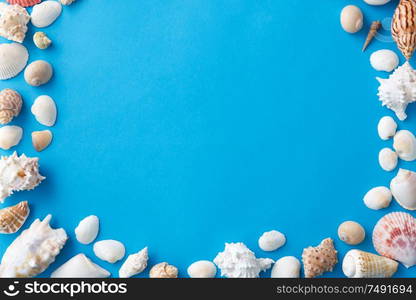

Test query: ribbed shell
[392,0,416,60]
[0,201,29,234]
[373,212,416,268]
[6,0,41,7]
[0,88,22,124]
[0,43,28,80]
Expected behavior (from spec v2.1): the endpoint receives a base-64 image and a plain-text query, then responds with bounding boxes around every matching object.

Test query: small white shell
[60,0,75,5]
[119,247,148,278]
[51,253,110,278]
[270,256,301,278]
[378,148,398,171]
[0,125,22,150]
[363,186,392,210]
[377,116,397,140]
[31,95,57,127]
[363,0,391,5]
[340,5,363,34]
[33,32,51,50]
[0,43,28,80]
[93,240,125,263]
[258,230,286,251]
[187,260,217,278]
[74,215,99,245]
[24,60,53,86]
[31,1,62,28]
[390,168,416,210]
[393,130,416,161]
[370,50,399,72]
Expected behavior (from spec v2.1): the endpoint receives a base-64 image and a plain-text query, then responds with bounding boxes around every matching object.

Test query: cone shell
[302,238,338,278]
[0,201,29,234]
[373,212,416,268]
[342,249,398,278]
[32,130,52,152]
[390,168,416,210]
[0,88,22,125]
[6,0,41,7]
[0,43,28,80]
[392,0,416,60]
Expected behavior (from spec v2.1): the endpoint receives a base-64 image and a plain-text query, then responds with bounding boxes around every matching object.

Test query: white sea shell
[0,215,67,277]
[119,247,148,278]
[74,215,99,245]
[0,125,22,150]
[187,260,217,278]
[377,62,416,121]
[390,168,416,210]
[378,148,398,171]
[363,186,392,210]
[0,43,28,80]
[31,1,62,28]
[31,95,57,126]
[0,3,30,43]
[258,230,286,251]
[363,0,391,5]
[370,50,399,73]
[93,240,125,263]
[340,5,363,34]
[270,256,301,278]
[377,116,397,140]
[149,262,178,278]
[60,0,75,5]
[393,130,416,161]
[51,253,110,278]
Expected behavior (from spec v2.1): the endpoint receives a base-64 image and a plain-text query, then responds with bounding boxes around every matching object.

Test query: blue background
[0,0,413,278]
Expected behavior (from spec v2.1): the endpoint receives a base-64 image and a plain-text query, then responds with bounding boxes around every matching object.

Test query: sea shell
[0,43,28,80]
[33,32,51,49]
[32,130,52,152]
[0,152,45,203]
[393,130,416,161]
[337,221,365,245]
[74,215,99,245]
[6,0,41,7]
[187,260,217,278]
[392,0,416,60]
[0,215,67,277]
[378,148,398,171]
[0,3,30,43]
[0,125,22,150]
[390,168,416,210]
[119,247,149,278]
[60,0,75,5]
[31,1,62,28]
[342,249,398,278]
[377,116,397,140]
[149,262,178,278]
[31,95,57,126]
[340,5,363,34]
[370,50,399,72]
[93,240,125,263]
[363,21,381,52]
[373,212,416,267]
[302,238,338,278]
[51,253,110,278]
[0,88,22,125]
[24,60,53,86]
[0,200,29,234]
[213,242,274,278]
[258,230,286,251]
[364,0,391,5]
[270,256,301,278]
[363,186,392,210]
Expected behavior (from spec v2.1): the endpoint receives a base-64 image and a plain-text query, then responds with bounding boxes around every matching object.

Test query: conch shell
[390,168,416,210]
[0,152,45,203]
[342,249,398,278]
[0,200,29,234]
[119,247,148,278]
[0,215,67,277]
[392,0,416,60]
[0,88,22,125]
[0,3,30,43]
[302,238,338,278]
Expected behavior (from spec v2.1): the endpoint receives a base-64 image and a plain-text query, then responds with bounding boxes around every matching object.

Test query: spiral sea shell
[24,60,53,86]
[392,0,416,60]
[0,201,29,234]
[0,88,22,125]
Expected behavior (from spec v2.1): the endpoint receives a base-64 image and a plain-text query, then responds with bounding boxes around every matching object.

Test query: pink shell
[6,0,41,7]
[373,212,416,268]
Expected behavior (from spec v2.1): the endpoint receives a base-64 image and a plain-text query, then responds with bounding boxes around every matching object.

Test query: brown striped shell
[392,0,416,60]
[0,201,29,234]
[0,88,22,125]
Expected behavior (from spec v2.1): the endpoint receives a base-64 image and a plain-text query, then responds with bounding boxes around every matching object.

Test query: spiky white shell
[390,168,416,210]
[370,50,399,72]
[0,43,28,80]
[0,215,67,277]
[75,215,99,245]
[0,125,22,150]
[31,95,57,127]
[119,247,149,278]
[93,240,125,263]
[377,116,397,140]
[31,1,62,28]
[378,148,398,171]
[271,256,301,278]
[51,254,110,278]
[258,230,286,251]
[363,186,392,210]
[0,3,30,43]
[187,260,217,278]
[393,130,416,161]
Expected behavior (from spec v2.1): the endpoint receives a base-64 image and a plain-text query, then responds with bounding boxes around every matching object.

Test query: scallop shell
[93,240,125,263]
[270,256,301,278]
[0,214,67,277]
[377,116,397,140]
[31,95,57,126]
[31,130,52,152]
[373,212,416,268]
[74,215,99,245]
[378,148,398,171]
[149,262,178,278]
[31,1,62,28]
[33,32,51,49]
[51,254,110,278]
[0,3,30,43]
[342,249,398,278]
[302,238,338,278]
[390,168,416,210]
[393,130,416,161]
[392,0,416,60]
[6,0,41,7]
[0,125,22,150]
[0,88,22,125]
[119,247,149,278]
[24,60,53,86]
[363,186,392,210]
[0,200,29,234]
[0,43,28,80]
